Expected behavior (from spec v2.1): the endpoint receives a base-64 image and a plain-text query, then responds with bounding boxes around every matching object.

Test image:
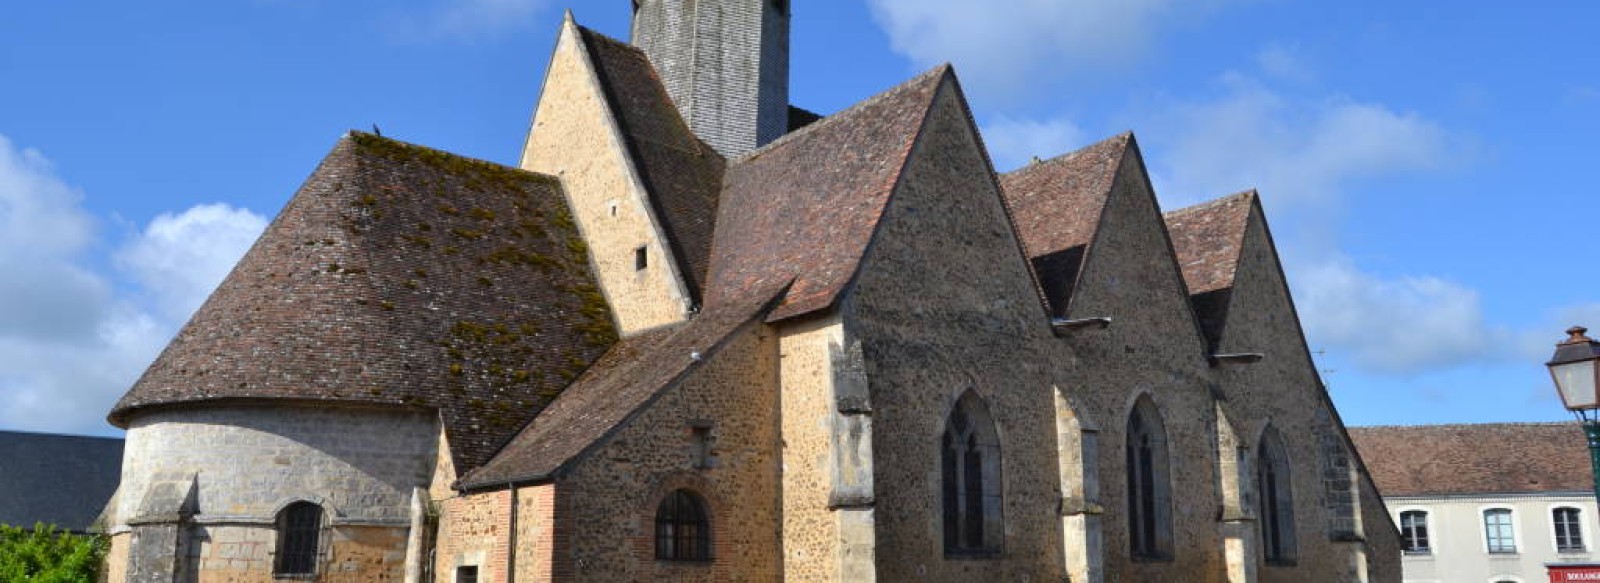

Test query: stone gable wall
[1056,148,1228,581]
[1213,207,1398,582]
[553,320,782,581]
[522,21,691,336]
[847,84,1065,581]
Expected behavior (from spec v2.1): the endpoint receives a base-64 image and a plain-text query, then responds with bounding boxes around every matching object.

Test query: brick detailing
[631,0,789,156]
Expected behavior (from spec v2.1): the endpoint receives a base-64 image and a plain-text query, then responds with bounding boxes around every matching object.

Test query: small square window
[635,246,649,271]
[456,565,479,583]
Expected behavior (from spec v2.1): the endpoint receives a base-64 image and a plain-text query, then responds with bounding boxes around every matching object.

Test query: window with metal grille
[941,390,1003,557]
[1484,508,1516,553]
[655,489,710,561]
[274,501,322,576]
[1127,395,1172,560]
[1399,510,1430,554]
[1556,507,1585,552]
[456,565,479,583]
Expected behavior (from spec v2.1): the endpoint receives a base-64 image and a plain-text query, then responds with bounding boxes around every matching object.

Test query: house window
[456,566,479,583]
[635,246,648,271]
[1399,510,1431,554]
[274,501,323,576]
[1126,395,1172,560]
[1555,507,1585,552]
[1257,426,1297,564]
[1484,508,1516,553]
[655,489,710,561]
[942,390,1003,556]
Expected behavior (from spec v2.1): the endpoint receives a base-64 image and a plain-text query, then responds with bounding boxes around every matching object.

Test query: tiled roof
[705,66,949,321]
[109,133,618,471]
[0,431,123,533]
[1163,191,1256,350]
[1348,422,1594,497]
[579,26,725,303]
[999,133,1131,259]
[1164,191,1255,296]
[461,288,781,488]
[998,133,1132,315]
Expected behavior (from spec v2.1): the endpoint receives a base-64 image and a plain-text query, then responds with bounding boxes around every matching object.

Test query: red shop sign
[1550,564,1600,582]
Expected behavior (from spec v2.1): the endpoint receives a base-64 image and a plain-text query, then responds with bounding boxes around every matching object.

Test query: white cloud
[0,135,265,435]
[1254,44,1312,84]
[1149,74,1453,210]
[430,0,548,39]
[1291,258,1498,374]
[117,204,267,321]
[867,0,1235,100]
[981,114,1086,172]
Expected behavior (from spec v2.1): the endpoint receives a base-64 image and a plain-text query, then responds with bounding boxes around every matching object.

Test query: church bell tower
[630,0,791,157]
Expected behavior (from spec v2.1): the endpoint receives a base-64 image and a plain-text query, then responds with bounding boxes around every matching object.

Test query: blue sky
[2,0,1597,436]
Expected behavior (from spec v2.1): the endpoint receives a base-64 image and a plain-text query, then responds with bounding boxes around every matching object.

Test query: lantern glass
[1551,359,1600,411]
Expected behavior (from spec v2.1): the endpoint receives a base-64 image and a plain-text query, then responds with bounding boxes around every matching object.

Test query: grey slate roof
[0,431,123,532]
[109,133,618,472]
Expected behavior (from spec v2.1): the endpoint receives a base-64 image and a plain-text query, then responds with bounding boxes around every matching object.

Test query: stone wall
[553,319,782,581]
[434,489,510,583]
[115,404,436,528]
[1210,203,1398,582]
[776,315,850,582]
[847,82,1065,581]
[522,19,692,336]
[1053,143,1227,581]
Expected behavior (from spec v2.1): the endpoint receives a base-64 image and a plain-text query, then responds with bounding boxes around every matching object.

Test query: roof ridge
[731,64,951,164]
[1003,131,1133,180]
[1163,189,1257,219]
[1351,421,1577,430]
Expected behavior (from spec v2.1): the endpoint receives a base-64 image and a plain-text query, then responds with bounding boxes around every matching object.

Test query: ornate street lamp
[1547,326,1600,501]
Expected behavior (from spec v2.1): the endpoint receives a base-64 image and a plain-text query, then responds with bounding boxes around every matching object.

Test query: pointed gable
[706,66,948,321]
[110,133,618,471]
[999,133,1131,316]
[461,290,778,488]
[1163,190,1255,351]
[578,26,725,301]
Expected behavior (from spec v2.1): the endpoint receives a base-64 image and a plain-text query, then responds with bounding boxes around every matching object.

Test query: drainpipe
[506,483,518,583]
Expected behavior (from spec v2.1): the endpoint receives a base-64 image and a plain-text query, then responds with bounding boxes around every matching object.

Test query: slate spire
[630,0,791,157]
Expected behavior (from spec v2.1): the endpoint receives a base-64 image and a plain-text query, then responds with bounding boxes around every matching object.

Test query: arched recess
[1257,425,1297,565]
[1126,394,1173,560]
[1056,388,1103,581]
[274,500,326,577]
[942,390,1003,557]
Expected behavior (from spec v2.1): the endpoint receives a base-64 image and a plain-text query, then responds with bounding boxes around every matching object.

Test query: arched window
[1126,395,1172,559]
[942,390,1003,556]
[274,501,323,576]
[1257,427,1297,564]
[1554,507,1584,553]
[1399,510,1431,554]
[655,489,710,561]
[1484,508,1516,553]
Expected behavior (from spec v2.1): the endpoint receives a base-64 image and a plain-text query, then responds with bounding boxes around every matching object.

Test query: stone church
[102,1,1401,581]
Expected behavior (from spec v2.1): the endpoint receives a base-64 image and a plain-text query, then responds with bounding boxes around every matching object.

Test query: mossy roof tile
[108,133,618,472]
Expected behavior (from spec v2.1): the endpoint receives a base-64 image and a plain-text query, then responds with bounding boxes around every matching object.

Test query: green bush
[0,523,106,583]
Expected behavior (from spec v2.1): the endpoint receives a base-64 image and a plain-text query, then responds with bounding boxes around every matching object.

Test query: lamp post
[1546,326,1600,502]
